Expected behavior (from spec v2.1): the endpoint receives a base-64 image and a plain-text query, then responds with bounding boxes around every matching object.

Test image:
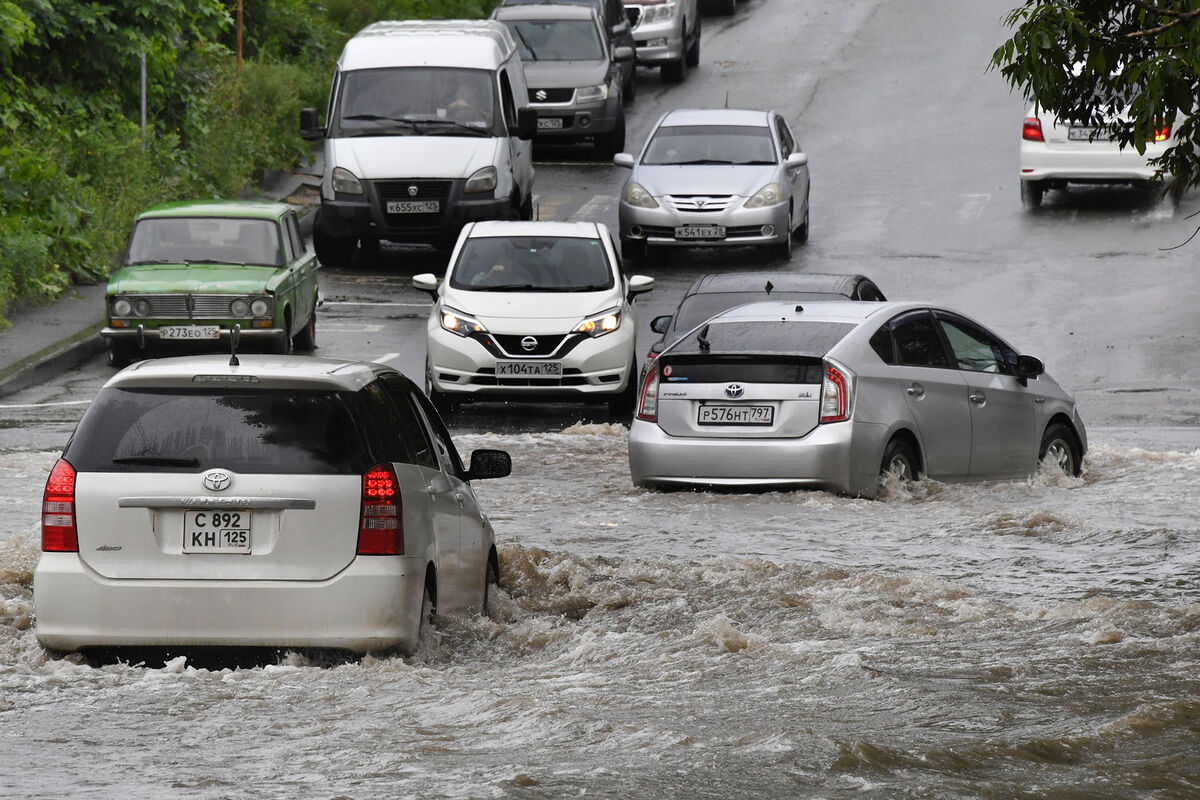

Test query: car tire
[520,193,534,221]
[418,576,437,648]
[1039,422,1082,477]
[621,237,647,263]
[312,212,358,268]
[768,211,793,261]
[1020,180,1045,208]
[108,340,134,369]
[719,0,737,13]
[607,365,638,418]
[879,437,919,490]
[269,312,293,356]
[793,203,810,244]
[483,553,500,618]
[623,72,637,104]
[662,55,685,83]
[685,17,701,67]
[292,308,317,351]
[595,109,626,160]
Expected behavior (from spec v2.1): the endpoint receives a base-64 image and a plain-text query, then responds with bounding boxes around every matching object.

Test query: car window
[410,392,468,477]
[890,311,951,368]
[936,314,1018,374]
[673,292,847,334]
[869,324,896,364]
[854,280,886,302]
[361,380,440,468]
[284,213,304,262]
[333,67,497,134]
[504,19,605,61]
[128,217,284,267]
[449,235,615,291]
[774,118,795,158]
[64,388,372,474]
[669,320,856,357]
[499,70,517,126]
[643,125,777,165]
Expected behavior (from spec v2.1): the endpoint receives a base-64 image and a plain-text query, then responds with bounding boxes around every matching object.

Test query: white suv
[624,0,701,83]
[34,355,511,659]
[414,220,654,415]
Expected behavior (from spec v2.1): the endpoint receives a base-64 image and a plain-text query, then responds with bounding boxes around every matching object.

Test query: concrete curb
[0,322,108,399]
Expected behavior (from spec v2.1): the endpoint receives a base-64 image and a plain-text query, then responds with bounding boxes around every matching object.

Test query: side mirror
[613,153,635,168]
[514,107,538,140]
[412,272,441,301]
[466,448,512,481]
[1016,354,1044,383]
[786,152,808,168]
[626,274,655,301]
[650,315,672,335]
[613,45,634,62]
[299,107,325,141]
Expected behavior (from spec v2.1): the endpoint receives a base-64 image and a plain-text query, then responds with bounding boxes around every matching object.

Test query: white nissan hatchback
[34,355,511,659]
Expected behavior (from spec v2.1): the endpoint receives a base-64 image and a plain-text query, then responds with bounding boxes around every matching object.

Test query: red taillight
[1022,117,1044,142]
[1155,125,1170,142]
[636,364,659,421]
[820,364,850,424]
[358,464,403,555]
[42,458,78,552]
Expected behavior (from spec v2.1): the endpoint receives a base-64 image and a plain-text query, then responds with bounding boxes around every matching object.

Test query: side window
[855,281,886,302]
[284,213,304,260]
[359,382,417,465]
[936,314,1017,374]
[379,376,438,468]
[869,324,895,364]
[499,70,517,127]
[775,118,796,159]
[608,232,627,276]
[891,312,950,368]
[410,391,468,477]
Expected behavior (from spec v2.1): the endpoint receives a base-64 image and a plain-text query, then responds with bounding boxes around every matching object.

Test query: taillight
[636,364,659,421]
[358,464,403,555]
[1155,125,1170,142]
[1022,117,1044,142]
[820,364,850,423]
[42,458,78,552]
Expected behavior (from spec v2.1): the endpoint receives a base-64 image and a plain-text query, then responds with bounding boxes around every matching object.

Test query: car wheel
[767,212,793,261]
[269,312,293,355]
[621,237,647,263]
[1039,423,1082,477]
[108,340,134,369]
[1020,180,1045,208]
[623,72,637,104]
[520,193,534,221]
[312,212,358,268]
[879,437,919,490]
[720,0,737,13]
[685,17,701,67]
[607,365,638,418]
[662,55,685,83]
[594,109,626,160]
[483,553,500,618]
[417,575,437,649]
[793,204,810,244]
[292,308,317,351]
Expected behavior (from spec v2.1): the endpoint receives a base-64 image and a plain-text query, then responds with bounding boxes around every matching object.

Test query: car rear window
[657,355,824,384]
[673,292,845,333]
[668,320,855,358]
[64,388,374,475]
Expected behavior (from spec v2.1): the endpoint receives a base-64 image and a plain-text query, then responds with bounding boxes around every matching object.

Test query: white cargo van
[300,20,538,266]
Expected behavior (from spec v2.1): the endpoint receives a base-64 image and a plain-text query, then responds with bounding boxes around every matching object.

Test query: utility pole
[237,0,244,74]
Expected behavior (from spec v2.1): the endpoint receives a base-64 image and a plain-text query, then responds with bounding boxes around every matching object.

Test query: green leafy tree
[991,1,1200,194]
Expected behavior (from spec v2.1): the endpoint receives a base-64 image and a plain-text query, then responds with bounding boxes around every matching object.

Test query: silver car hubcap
[1044,439,1073,474]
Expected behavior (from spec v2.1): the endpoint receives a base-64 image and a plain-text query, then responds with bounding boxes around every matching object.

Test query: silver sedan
[628,300,1087,498]
[614,107,810,261]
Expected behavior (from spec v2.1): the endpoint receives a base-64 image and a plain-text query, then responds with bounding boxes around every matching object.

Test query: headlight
[132,299,151,317]
[112,298,132,317]
[744,183,782,209]
[331,166,363,195]
[575,84,608,104]
[440,307,487,337]
[465,166,498,194]
[231,299,250,317]
[574,309,621,337]
[250,298,270,318]
[640,3,678,24]
[624,182,659,209]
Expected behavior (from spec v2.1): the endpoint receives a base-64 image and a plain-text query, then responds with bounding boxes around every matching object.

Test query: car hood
[329,136,500,181]
[108,264,282,294]
[632,164,781,198]
[442,288,620,328]
[524,61,610,91]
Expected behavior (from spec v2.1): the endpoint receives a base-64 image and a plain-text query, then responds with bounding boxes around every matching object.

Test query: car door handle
[969,392,986,406]
[906,383,925,399]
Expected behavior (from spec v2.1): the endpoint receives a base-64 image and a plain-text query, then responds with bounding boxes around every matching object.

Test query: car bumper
[632,22,684,63]
[1019,141,1169,183]
[427,322,635,399]
[628,418,885,497]
[528,98,622,139]
[33,551,426,654]
[619,199,792,248]
[319,183,515,244]
[102,325,284,346]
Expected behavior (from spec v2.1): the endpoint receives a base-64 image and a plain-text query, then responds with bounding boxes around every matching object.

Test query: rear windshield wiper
[113,456,201,467]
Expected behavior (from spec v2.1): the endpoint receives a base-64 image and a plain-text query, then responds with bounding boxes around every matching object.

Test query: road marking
[958,193,990,221]
[0,400,92,409]
[569,194,617,223]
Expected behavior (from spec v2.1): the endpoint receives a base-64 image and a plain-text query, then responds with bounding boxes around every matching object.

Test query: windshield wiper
[340,114,423,134]
[671,159,736,166]
[402,118,491,136]
[482,283,539,291]
[113,456,202,467]
[733,160,777,165]
[512,26,538,61]
[562,285,611,292]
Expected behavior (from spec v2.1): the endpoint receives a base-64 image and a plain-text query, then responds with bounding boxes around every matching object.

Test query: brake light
[1155,125,1170,142]
[820,364,850,423]
[1022,117,1044,142]
[636,364,659,421]
[358,464,403,555]
[42,459,78,552]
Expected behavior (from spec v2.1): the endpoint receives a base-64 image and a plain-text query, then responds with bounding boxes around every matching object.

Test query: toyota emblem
[202,470,232,492]
[724,383,744,399]
[535,89,548,102]
[521,336,538,352]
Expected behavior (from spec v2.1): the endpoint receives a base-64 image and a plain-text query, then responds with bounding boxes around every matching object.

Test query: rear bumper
[1019,142,1168,183]
[34,552,426,654]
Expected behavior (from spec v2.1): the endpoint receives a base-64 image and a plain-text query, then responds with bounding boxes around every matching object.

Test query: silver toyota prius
[628,300,1087,498]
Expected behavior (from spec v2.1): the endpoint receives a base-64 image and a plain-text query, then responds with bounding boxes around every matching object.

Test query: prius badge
[202,470,232,492]
[724,384,744,399]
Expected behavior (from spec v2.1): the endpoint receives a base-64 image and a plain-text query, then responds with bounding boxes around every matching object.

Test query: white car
[414,220,655,414]
[1019,103,1176,207]
[34,355,512,659]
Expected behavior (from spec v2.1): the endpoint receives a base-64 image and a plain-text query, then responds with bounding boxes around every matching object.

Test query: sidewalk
[0,166,320,399]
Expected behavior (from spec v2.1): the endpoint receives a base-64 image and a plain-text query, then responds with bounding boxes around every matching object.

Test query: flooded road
[2,426,1198,799]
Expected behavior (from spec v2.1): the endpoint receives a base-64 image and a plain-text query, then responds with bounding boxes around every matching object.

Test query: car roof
[465,220,606,238]
[494,3,597,21]
[690,272,873,296]
[713,299,928,325]
[135,200,291,222]
[105,355,400,394]
[659,108,772,128]
[340,20,517,72]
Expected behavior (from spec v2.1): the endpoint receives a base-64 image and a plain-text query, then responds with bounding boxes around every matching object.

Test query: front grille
[472,367,587,387]
[377,180,450,202]
[491,334,570,357]
[115,294,273,320]
[529,88,574,104]
[666,195,736,213]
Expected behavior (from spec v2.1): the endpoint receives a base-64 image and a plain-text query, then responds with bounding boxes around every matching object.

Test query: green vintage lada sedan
[102,200,320,366]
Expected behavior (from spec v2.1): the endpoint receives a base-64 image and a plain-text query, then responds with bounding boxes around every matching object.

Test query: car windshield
[449,236,615,291]
[64,388,372,475]
[127,217,283,267]
[642,125,777,165]
[334,67,496,134]
[673,292,846,333]
[504,19,605,61]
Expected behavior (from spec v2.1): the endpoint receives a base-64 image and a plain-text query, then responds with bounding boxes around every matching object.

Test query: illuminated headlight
[640,3,677,24]
[465,166,498,194]
[574,309,620,337]
[624,182,659,209]
[440,307,487,337]
[744,183,782,209]
[331,166,363,195]
[112,297,132,317]
[575,85,608,104]
[250,298,270,318]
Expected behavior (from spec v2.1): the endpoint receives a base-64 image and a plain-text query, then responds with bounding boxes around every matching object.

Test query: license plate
[183,509,251,554]
[675,225,726,240]
[161,325,219,340]
[496,360,562,377]
[537,118,565,129]
[1068,126,1111,141]
[386,200,440,214]
[698,405,774,425]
